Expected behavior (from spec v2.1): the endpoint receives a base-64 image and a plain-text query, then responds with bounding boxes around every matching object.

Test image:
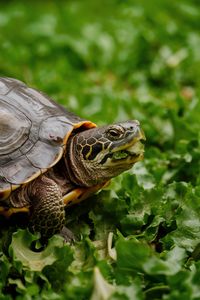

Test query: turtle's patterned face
[66,121,145,187]
[76,121,145,167]
[76,132,111,162]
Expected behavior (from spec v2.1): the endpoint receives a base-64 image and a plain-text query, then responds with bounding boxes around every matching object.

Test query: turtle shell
[0,77,96,200]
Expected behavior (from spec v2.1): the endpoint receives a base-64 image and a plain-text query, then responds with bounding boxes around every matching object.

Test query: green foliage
[1,0,200,299]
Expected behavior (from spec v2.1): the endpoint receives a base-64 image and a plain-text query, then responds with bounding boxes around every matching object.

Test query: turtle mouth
[111,129,145,164]
[112,140,145,164]
[99,129,145,166]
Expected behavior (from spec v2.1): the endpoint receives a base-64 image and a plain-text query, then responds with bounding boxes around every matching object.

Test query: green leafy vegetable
[9,229,72,272]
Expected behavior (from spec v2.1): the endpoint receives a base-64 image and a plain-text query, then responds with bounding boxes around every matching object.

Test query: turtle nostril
[129,121,140,131]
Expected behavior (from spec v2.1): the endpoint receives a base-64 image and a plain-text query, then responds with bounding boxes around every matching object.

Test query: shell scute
[26,141,63,169]
[0,170,12,200]
[0,77,25,96]
[39,116,73,145]
[0,100,31,156]
[1,156,40,185]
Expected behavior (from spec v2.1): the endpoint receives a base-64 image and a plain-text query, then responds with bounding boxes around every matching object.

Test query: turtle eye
[107,127,124,139]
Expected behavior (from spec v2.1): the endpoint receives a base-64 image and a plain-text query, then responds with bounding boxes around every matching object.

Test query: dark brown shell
[0,77,96,200]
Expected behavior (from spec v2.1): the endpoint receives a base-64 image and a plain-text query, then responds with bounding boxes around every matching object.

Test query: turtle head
[66,121,145,187]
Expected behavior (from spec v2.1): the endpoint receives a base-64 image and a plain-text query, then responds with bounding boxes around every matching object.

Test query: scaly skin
[28,176,65,240]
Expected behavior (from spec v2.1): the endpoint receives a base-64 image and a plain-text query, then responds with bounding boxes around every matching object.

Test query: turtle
[0,77,145,241]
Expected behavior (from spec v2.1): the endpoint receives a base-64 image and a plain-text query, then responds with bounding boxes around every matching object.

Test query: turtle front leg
[28,175,66,241]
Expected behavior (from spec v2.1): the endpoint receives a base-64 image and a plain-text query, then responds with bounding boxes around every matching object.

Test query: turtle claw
[60,226,76,243]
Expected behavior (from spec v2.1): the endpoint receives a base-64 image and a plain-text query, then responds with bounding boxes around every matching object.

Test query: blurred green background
[1,1,200,299]
[1,0,200,125]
